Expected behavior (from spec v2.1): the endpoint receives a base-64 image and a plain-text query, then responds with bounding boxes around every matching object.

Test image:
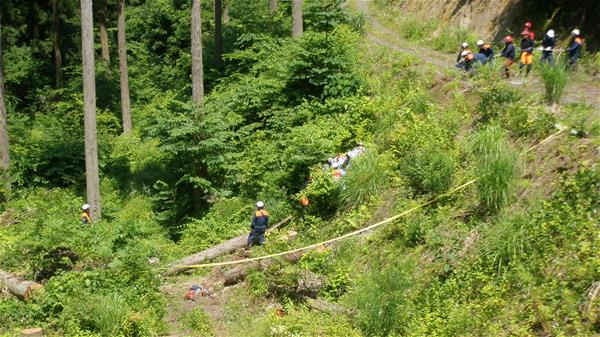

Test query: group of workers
[456,21,585,78]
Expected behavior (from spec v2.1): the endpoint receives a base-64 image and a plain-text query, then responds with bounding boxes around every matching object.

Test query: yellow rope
[176,129,564,270]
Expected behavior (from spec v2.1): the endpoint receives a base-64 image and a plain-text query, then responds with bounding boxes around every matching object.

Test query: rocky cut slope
[388,0,599,50]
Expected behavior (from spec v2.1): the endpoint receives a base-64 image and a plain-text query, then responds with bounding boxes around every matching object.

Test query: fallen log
[163,216,293,276]
[0,270,43,301]
[222,251,305,286]
[305,297,354,316]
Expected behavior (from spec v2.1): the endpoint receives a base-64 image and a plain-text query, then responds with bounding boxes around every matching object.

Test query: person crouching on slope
[477,40,494,63]
[519,31,534,77]
[247,201,269,248]
[540,29,556,65]
[500,35,515,78]
[456,42,470,64]
[81,204,92,225]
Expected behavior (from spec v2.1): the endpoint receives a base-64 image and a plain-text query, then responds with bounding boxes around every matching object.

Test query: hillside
[0,1,599,337]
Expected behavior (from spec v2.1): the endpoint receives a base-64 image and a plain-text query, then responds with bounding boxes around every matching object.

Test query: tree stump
[21,328,43,337]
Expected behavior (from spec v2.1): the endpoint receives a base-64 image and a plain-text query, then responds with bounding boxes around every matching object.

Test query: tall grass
[350,259,414,337]
[431,27,475,53]
[539,63,568,104]
[341,148,391,208]
[401,144,456,195]
[470,125,517,214]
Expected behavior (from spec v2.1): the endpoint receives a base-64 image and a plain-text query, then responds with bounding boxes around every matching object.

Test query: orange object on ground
[300,197,309,207]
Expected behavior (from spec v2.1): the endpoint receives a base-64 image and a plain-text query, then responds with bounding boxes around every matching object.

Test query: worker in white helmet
[567,29,584,68]
[247,201,269,248]
[477,39,494,63]
[540,30,556,65]
[81,204,92,224]
[456,42,470,63]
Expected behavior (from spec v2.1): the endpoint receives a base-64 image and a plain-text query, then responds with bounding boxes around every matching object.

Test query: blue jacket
[501,43,515,61]
[568,37,583,59]
[251,209,269,229]
[474,53,488,65]
[541,35,556,50]
[479,45,494,60]
[519,38,534,53]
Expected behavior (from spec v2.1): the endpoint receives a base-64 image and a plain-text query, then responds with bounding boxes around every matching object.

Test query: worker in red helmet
[519,30,534,77]
[500,35,515,78]
[523,21,535,41]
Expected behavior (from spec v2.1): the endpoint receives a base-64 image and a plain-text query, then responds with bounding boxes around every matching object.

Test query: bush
[469,125,517,214]
[539,63,568,104]
[350,259,414,337]
[501,102,556,139]
[477,83,520,122]
[400,144,456,195]
[182,307,215,336]
[340,148,391,208]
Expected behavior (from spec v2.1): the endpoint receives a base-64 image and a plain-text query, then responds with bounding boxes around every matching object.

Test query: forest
[0,0,598,336]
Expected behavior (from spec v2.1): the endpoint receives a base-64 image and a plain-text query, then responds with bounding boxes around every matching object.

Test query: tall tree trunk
[98,0,110,74]
[191,0,204,105]
[29,1,40,50]
[80,0,102,220]
[270,0,278,13]
[52,0,63,87]
[0,17,10,193]
[223,1,230,24]
[292,0,303,38]
[117,0,132,133]
[214,0,223,68]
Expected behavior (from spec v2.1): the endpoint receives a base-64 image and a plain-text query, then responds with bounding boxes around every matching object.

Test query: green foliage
[350,259,414,337]
[477,82,521,122]
[539,63,568,103]
[500,101,556,139]
[63,293,129,337]
[341,148,391,208]
[392,109,458,196]
[182,307,215,336]
[401,144,456,195]
[247,271,270,297]
[431,27,474,53]
[469,125,517,214]
[303,166,341,217]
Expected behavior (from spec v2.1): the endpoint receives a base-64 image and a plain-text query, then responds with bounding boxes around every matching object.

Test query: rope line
[176,129,564,270]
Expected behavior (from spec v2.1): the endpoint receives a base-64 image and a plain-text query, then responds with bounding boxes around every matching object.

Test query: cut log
[0,270,42,301]
[222,251,304,286]
[305,297,354,316]
[163,216,292,276]
[21,328,44,337]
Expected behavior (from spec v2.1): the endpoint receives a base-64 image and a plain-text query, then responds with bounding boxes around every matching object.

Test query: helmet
[477,40,485,46]
[82,204,90,211]
[571,29,580,36]
[461,42,468,48]
[546,29,555,38]
[256,201,264,208]
[524,22,532,28]
[504,35,513,43]
[460,50,469,57]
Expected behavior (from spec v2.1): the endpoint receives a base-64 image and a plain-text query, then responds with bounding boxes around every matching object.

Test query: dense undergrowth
[0,0,599,336]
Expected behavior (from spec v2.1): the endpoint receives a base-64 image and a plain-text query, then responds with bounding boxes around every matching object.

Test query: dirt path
[354,0,600,111]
